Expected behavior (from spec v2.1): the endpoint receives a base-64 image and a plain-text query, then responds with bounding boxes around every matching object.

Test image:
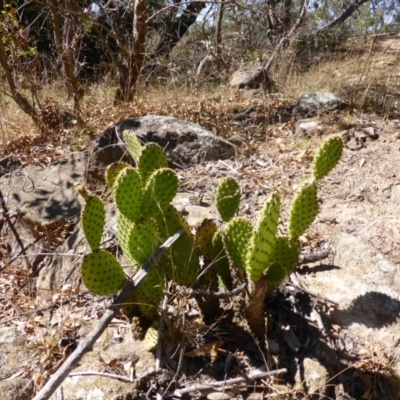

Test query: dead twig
[298,249,330,265]
[32,229,183,400]
[163,368,287,397]
[0,188,32,270]
[193,282,247,299]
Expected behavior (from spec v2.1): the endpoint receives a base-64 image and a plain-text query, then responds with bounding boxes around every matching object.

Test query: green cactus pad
[215,177,241,222]
[142,168,179,216]
[270,237,299,275]
[115,168,143,222]
[81,250,126,295]
[196,219,218,260]
[246,192,280,283]
[288,180,319,240]
[224,217,254,271]
[211,230,232,289]
[313,137,343,181]
[138,143,169,183]
[105,162,131,190]
[122,132,143,164]
[128,219,160,265]
[143,323,159,351]
[265,263,287,292]
[81,195,105,251]
[117,213,136,266]
[155,205,200,286]
[136,268,164,320]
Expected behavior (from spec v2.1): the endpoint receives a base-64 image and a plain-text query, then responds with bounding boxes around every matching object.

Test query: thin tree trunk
[0,31,43,129]
[48,0,84,112]
[317,0,369,32]
[215,0,225,59]
[115,0,147,103]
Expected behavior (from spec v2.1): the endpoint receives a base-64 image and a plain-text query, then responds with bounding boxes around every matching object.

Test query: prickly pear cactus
[196,220,231,288]
[224,217,254,271]
[313,137,343,181]
[142,168,179,217]
[122,132,143,164]
[106,162,130,190]
[81,250,126,295]
[81,194,105,251]
[246,192,281,283]
[114,167,143,222]
[138,143,169,183]
[288,179,318,240]
[215,177,241,222]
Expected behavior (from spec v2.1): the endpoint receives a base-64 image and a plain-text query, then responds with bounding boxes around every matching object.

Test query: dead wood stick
[298,249,330,265]
[0,188,32,270]
[164,368,287,397]
[32,229,183,400]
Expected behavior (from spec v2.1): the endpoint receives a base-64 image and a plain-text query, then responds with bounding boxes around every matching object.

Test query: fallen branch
[164,368,287,397]
[298,249,330,265]
[0,188,32,270]
[32,229,183,400]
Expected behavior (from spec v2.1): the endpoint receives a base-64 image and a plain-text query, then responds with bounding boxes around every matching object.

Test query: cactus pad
[122,132,143,164]
[215,177,241,222]
[270,237,299,275]
[106,162,131,190]
[136,268,164,320]
[288,180,318,240]
[128,219,160,265]
[246,192,280,283]
[81,250,126,295]
[155,205,200,286]
[313,137,343,181]
[224,217,254,271]
[196,219,218,260]
[117,213,136,265]
[143,168,179,216]
[143,323,159,351]
[138,143,169,183]
[115,168,143,222]
[265,263,287,293]
[81,195,105,251]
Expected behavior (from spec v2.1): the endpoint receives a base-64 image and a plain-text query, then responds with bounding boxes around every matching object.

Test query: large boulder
[88,116,236,182]
[230,66,275,93]
[291,92,347,118]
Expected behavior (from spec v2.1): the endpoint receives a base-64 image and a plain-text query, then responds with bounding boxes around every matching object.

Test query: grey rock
[302,230,400,378]
[292,92,347,118]
[294,357,329,398]
[89,116,236,181]
[294,119,324,138]
[230,66,274,92]
[0,327,33,400]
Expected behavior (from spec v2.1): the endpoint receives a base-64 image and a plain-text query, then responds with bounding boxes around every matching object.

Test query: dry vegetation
[1,33,400,398]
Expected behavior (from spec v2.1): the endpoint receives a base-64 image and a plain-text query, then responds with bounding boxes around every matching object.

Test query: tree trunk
[317,0,369,32]
[115,0,147,103]
[0,31,44,130]
[48,0,84,112]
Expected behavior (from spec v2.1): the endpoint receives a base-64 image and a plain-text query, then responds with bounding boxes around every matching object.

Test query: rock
[89,116,236,182]
[302,230,400,379]
[294,357,329,398]
[58,337,155,400]
[230,66,274,93]
[292,92,346,118]
[0,327,33,400]
[294,119,324,138]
